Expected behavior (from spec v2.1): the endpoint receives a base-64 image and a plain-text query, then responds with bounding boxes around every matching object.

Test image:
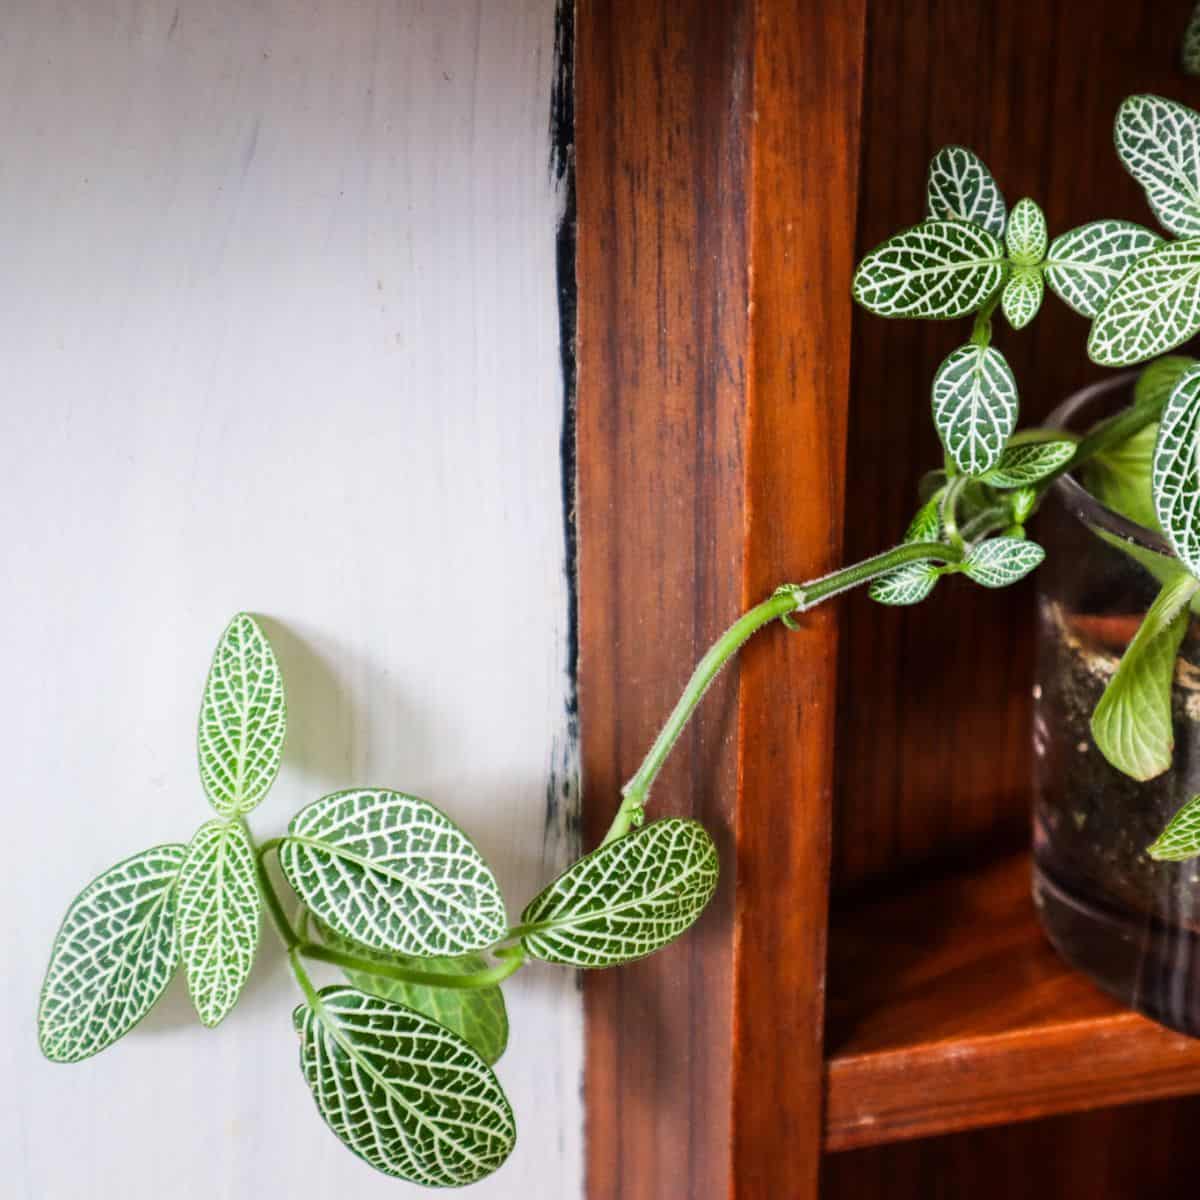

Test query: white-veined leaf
[869,498,944,604]
[1136,355,1199,411]
[961,536,1046,588]
[1044,221,1163,319]
[1149,794,1200,860]
[852,220,1005,319]
[1153,363,1200,576]
[925,145,1007,237]
[983,440,1076,487]
[279,788,507,957]
[315,921,508,1065]
[177,819,260,1028]
[1005,198,1047,266]
[931,344,1018,475]
[868,560,940,606]
[1186,4,1200,77]
[1088,238,1200,366]
[198,613,286,816]
[902,493,944,543]
[1114,94,1200,238]
[1002,267,1044,329]
[294,985,515,1187]
[520,818,718,968]
[1011,486,1038,525]
[1091,572,1198,781]
[39,844,185,1063]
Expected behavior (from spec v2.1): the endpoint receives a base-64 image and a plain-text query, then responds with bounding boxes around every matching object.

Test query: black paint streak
[545,0,581,849]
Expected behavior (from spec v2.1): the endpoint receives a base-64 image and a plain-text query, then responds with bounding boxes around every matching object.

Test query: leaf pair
[280,787,720,972]
[1089,96,1200,366]
[181,612,286,1026]
[289,814,717,1186]
[39,615,283,1058]
[181,613,286,1026]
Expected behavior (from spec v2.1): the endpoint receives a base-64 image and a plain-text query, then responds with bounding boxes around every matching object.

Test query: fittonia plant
[40,612,720,1187]
[36,92,1200,1187]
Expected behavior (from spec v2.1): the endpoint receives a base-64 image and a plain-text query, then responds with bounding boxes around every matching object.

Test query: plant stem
[301,940,526,990]
[969,283,1006,348]
[603,540,964,844]
[1048,399,1160,485]
[940,474,972,549]
[247,828,300,951]
[288,945,322,1008]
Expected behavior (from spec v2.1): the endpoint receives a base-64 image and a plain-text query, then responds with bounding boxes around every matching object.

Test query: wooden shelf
[824,852,1200,1151]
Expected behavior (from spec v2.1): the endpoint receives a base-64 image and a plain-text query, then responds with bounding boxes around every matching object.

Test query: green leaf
[279,788,507,958]
[1011,486,1038,525]
[869,560,940,606]
[315,921,508,1065]
[39,844,185,1063]
[852,220,1006,319]
[1153,363,1200,576]
[294,985,516,1187]
[1091,572,1198,780]
[520,818,718,968]
[1114,94,1200,238]
[961,536,1046,588]
[931,344,1018,475]
[983,440,1076,488]
[198,613,286,816]
[177,819,260,1028]
[898,494,943,543]
[1185,4,1200,77]
[1135,355,1198,411]
[1082,423,1159,530]
[925,145,1007,238]
[1005,198,1047,266]
[869,498,944,606]
[1088,238,1200,366]
[1149,794,1200,860]
[1044,220,1163,319]
[1001,267,1043,330]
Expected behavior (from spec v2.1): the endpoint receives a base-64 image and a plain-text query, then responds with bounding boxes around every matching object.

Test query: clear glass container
[1034,372,1200,1037]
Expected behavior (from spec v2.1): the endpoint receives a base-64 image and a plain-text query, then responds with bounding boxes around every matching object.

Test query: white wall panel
[1,2,581,1195]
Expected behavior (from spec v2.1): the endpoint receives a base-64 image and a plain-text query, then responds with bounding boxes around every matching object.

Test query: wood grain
[732,3,866,1198]
[825,853,1200,1150]
[576,3,751,1198]
[576,3,865,1197]
[836,0,1199,895]
[824,1093,1200,1199]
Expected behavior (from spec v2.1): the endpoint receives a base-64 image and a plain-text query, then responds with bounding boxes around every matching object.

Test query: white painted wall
[1,2,581,1196]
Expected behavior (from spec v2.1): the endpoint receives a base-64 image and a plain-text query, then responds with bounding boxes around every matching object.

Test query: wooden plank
[577,1,866,1195]
[732,2,866,1197]
[825,853,1200,1151]
[824,1093,1200,1198]
[575,3,751,1198]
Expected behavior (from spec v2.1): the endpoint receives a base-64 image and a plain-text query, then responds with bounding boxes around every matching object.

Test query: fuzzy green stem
[248,830,299,952]
[969,283,1006,348]
[300,940,526,990]
[940,474,972,549]
[288,946,322,1008]
[603,541,964,844]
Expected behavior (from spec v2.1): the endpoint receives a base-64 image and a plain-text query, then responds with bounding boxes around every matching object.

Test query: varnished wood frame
[575,4,867,1197]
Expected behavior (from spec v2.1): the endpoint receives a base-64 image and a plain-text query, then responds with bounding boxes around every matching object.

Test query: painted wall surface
[1,2,582,1196]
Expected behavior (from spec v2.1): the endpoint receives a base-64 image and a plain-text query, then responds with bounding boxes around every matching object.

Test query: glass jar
[1034,372,1200,1037]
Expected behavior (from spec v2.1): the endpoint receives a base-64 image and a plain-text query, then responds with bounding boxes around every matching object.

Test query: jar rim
[1046,370,1175,559]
